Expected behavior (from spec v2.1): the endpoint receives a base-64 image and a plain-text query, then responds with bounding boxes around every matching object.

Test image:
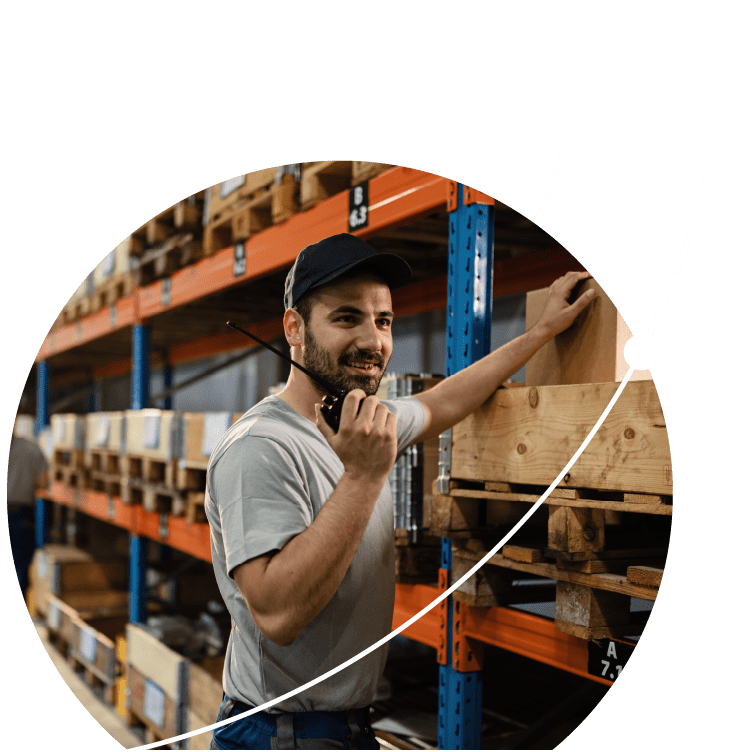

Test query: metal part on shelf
[388,375,426,544]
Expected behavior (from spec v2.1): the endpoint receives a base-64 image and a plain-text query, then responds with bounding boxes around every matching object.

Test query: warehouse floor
[34,621,142,749]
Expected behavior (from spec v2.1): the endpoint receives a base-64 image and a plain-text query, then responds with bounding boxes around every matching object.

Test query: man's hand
[531,271,597,341]
[316,389,397,481]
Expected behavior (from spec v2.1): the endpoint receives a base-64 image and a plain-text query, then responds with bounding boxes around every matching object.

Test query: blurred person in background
[7,409,48,598]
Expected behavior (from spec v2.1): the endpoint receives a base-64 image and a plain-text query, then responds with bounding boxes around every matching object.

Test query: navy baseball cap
[284,233,412,310]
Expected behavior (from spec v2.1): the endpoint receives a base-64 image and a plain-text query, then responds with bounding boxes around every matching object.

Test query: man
[206,233,594,749]
[7,430,49,597]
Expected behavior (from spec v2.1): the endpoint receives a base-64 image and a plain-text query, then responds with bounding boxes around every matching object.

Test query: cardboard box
[84,412,125,454]
[50,414,86,452]
[126,623,188,740]
[124,409,177,460]
[525,279,652,386]
[178,412,244,469]
[29,545,129,617]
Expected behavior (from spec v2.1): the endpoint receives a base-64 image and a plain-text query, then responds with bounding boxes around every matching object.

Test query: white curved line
[132,367,635,750]
[535,0,593,225]
[647,0,730,337]
[130,0,730,750]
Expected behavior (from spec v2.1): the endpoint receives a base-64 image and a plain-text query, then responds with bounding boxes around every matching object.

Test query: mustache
[338,349,385,369]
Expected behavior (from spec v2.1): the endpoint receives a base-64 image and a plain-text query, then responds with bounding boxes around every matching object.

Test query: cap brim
[311,252,412,295]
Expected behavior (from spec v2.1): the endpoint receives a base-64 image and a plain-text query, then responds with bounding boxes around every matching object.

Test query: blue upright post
[132,324,152,410]
[35,362,50,548]
[130,323,151,623]
[437,185,494,750]
[129,534,148,624]
[162,354,173,410]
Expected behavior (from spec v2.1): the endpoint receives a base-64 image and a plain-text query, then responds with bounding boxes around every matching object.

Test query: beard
[301,328,387,397]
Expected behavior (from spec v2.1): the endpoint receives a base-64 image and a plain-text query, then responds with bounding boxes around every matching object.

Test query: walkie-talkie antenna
[226,320,347,431]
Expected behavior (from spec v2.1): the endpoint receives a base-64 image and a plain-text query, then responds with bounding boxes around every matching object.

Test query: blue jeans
[7,507,36,596]
[210,696,378,750]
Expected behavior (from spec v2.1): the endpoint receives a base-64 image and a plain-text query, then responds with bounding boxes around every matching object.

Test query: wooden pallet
[165,462,207,491]
[452,539,664,639]
[120,455,174,485]
[52,463,87,489]
[53,448,86,468]
[130,194,205,252]
[300,161,354,210]
[351,161,393,184]
[184,492,207,524]
[85,449,121,474]
[61,296,92,324]
[394,530,441,584]
[90,273,133,311]
[87,471,125,498]
[122,478,204,517]
[431,478,672,542]
[204,168,279,226]
[203,189,273,255]
[132,231,205,286]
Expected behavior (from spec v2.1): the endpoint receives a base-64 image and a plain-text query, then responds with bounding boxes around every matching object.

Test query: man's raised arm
[414,271,596,442]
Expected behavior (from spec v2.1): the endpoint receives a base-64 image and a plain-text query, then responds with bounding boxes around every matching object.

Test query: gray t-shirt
[7,436,48,511]
[205,394,425,713]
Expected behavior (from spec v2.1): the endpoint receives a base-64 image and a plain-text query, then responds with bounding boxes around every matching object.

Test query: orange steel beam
[463,185,495,206]
[37,294,137,362]
[392,582,445,651]
[459,604,613,686]
[134,506,212,563]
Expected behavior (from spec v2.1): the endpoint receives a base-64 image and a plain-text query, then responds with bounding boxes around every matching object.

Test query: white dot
[623,336,659,371]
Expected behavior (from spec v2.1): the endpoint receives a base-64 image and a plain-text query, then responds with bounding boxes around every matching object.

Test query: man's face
[300,274,394,397]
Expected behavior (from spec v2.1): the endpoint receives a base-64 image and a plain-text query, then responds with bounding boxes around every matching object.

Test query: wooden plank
[451,548,660,601]
[555,581,630,628]
[501,544,543,563]
[188,659,224,728]
[451,380,671,495]
[627,566,663,588]
[548,506,605,556]
[126,623,185,699]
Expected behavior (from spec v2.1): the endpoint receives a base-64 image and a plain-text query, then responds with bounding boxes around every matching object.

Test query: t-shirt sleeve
[209,436,313,577]
[382,397,426,458]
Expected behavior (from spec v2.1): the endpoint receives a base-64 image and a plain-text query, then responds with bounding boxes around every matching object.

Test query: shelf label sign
[587,638,635,681]
[79,626,98,663]
[220,175,245,199]
[144,679,166,728]
[348,182,369,232]
[48,601,60,630]
[96,416,110,447]
[233,243,246,277]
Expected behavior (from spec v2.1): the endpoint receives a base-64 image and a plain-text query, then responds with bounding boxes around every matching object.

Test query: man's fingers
[341,389,366,423]
[314,404,335,439]
[574,286,597,311]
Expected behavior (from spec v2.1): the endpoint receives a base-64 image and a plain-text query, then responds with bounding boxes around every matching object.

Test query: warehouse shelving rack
[33,166,608,749]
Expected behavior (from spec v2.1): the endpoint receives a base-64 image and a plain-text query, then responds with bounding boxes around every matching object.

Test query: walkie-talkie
[226,321,348,432]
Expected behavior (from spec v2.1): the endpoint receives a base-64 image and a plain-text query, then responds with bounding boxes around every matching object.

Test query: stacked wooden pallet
[433,278,671,640]
[90,240,134,311]
[202,168,287,255]
[49,414,87,489]
[300,160,393,211]
[128,193,206,286]
[118,410,243,519]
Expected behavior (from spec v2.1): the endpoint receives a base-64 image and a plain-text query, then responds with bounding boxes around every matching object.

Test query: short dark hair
[293,289,320,326]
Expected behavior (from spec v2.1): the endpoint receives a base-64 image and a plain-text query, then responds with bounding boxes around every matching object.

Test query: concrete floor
[34,622,142,749]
